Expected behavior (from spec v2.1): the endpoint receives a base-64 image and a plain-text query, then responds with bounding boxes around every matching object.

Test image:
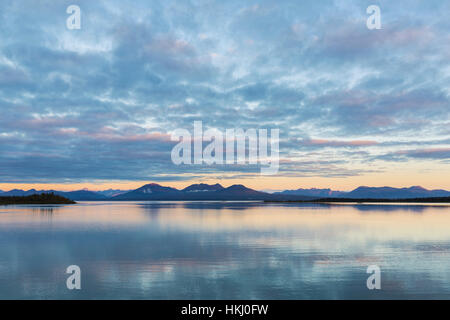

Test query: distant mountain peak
[183,183,224,192]
[226,184,248,190]
[135,183,178,194]
[141,183,161,187]
[353,186,372,190]
[275,187,345,198]
[346,185,449,199]
[223,184,262,194]
[409,186,426,191]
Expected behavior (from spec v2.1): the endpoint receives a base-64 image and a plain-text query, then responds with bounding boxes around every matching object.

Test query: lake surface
[0,201,449,299]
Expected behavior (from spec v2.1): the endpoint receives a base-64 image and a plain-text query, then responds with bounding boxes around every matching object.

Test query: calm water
[0,201,449,299]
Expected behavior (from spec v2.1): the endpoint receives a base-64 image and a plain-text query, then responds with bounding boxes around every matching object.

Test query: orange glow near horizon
[1,168,449,192]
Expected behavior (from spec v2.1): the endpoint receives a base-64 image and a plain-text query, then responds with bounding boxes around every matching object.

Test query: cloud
[395,148,450,160]
[0,0,448,183]
[300,139,378,148]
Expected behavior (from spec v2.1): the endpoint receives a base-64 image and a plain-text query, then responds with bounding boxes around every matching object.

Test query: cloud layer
[0,0,449,184]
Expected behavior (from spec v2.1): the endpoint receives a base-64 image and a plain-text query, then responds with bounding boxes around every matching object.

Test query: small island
[0,193,76,205]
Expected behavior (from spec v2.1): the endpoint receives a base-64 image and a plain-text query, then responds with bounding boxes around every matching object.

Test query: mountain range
[1,184,449,201]
[274,188,347,198]
[274,186,450,199]
[111,183,312,201]
[0,189,109,201]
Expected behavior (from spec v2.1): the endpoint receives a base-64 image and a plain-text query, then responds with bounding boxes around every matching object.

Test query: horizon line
[0,182,448,194]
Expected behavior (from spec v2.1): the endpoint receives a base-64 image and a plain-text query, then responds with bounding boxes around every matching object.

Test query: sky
[0,0,449,192]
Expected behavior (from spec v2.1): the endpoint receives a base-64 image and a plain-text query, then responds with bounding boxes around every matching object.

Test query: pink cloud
[395,148,450,159]
[301,138,378,147]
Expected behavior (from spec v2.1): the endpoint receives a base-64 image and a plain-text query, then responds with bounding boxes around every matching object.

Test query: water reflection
[0,201,449,299]
[337,203,449,213]
[32,207,55,216]
[137,200,449,213]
